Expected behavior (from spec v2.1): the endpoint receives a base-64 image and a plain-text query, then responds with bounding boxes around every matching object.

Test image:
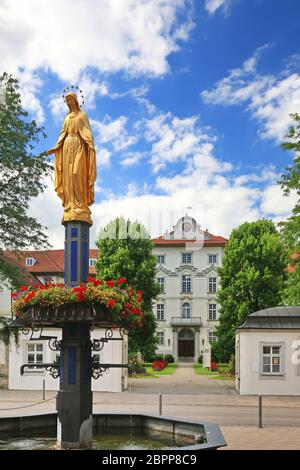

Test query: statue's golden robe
[53,110,96,225]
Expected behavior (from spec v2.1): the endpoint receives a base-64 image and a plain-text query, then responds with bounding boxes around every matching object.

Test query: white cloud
[0,0,193,81]
[121,152,144,167]
[17,68,45,123]
[29,126,296,249]
[91,115,137,153]
[201,46,300,142]
[96,148,112,168]
[142,113,215,172]
[260,184,299,216]
[205,0,229,15]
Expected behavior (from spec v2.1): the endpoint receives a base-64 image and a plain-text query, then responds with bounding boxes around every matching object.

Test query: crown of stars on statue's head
[62,85,85,107]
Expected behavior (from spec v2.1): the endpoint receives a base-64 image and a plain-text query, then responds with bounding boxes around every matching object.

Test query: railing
[170,317,202,326]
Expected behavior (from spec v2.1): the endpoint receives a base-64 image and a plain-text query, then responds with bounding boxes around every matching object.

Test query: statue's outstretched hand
[47,148,56,155]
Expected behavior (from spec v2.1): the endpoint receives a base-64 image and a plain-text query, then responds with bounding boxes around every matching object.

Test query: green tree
[95,217,159,357]
[0,73,51,289]
[214,220,288,362]
[278,113,300,305]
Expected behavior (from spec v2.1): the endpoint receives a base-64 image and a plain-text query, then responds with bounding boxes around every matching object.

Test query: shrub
[164,354,175,363]
[128,354,146,375]
[197,355,203,364]
[211,361,218,371]
[152,359,168,371]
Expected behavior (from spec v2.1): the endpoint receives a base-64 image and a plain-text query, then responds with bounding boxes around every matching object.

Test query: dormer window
[89,258,97,267]
[26,257,36,267]
[157,255,165,265]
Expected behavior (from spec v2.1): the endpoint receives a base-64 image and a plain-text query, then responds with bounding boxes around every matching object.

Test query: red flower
[131,308,140,315]
[11,292,18,300]
[117,277,126,285]
[33,283,40,289]
[20,285,28,292]
[24,292,35,303]
[108,299,116,309]
[106,280,115,287]
[87,276,96,283]
[95,280,102,286]
[77,292,85,302]
[137,290,142,296]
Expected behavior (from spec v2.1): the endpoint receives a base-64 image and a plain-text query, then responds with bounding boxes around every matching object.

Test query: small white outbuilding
[236,306,300,396]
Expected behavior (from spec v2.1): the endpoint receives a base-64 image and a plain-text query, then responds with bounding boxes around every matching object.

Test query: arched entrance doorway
[178,328,194,360]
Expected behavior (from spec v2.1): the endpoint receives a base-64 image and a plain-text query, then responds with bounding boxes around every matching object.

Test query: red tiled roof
[2,249,99,280]
[287,252,300,273]
[152,234,228,246]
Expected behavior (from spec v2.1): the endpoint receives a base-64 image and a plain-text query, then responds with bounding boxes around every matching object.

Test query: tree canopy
[213,220,288,362]
[95,217,159,357]
[0,73,51,288]
[279,113,300,305]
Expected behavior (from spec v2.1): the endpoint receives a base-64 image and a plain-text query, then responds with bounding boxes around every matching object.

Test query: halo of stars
[62,85,85,107]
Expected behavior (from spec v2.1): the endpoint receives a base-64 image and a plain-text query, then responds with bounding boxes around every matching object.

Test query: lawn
[130,363,177,378]
[194,363,235,380]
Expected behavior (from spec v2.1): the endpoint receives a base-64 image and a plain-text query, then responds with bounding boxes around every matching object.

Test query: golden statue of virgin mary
[47,92,96,225]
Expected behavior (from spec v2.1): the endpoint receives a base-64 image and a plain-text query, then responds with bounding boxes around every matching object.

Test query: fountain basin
[0,413,226,450]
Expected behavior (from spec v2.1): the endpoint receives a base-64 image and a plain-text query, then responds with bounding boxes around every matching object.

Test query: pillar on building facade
[194,327,200,362]
[172,328,178,361]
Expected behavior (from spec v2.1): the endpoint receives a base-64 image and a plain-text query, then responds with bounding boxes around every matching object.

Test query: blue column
[64,221,90,287]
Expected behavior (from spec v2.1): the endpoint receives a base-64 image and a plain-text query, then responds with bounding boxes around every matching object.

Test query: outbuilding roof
[238,306,300,330]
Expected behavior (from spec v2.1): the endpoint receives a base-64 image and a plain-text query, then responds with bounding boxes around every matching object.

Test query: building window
[208,304,217,320]
[157,255,165,264]
[208,277,217,293]
[182,252,192,264]
[182,275,192,293]
[208,331,217,344]
[261,345,282,375]
[89,258,97,267]
[156,304,165,321]
[157,277,165,294]
[157,332,164,345]
[182,302,191,319]
[26,257,36,267]
[26,343,44,369]
[208,254,217,264]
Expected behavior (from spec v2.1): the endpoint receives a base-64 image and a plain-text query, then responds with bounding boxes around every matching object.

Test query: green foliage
[96,217,159,357]
[128,353,146,375]
[215,220,288,362]
[164,354,175,363]
[0,317,19,346]
[278,113,300,305]
[0,73,51,289]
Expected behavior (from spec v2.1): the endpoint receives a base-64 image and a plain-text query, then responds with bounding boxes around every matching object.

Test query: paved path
[128,362,236,394]
[1,364,300,449]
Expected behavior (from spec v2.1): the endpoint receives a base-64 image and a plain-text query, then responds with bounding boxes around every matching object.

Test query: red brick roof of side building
[1,249,99,286]
[287,252,300,273]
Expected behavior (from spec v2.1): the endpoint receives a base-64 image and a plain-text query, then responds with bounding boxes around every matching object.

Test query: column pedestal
[57,220,93,449]
[57,323,92,449]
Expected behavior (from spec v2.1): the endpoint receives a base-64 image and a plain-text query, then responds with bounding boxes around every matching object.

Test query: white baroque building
[152,216,227,362]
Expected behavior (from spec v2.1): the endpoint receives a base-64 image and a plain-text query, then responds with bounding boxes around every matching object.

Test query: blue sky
[1,0,300,247]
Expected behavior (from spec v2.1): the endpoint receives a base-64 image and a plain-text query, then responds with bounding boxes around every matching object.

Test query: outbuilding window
[261,345,282,375]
